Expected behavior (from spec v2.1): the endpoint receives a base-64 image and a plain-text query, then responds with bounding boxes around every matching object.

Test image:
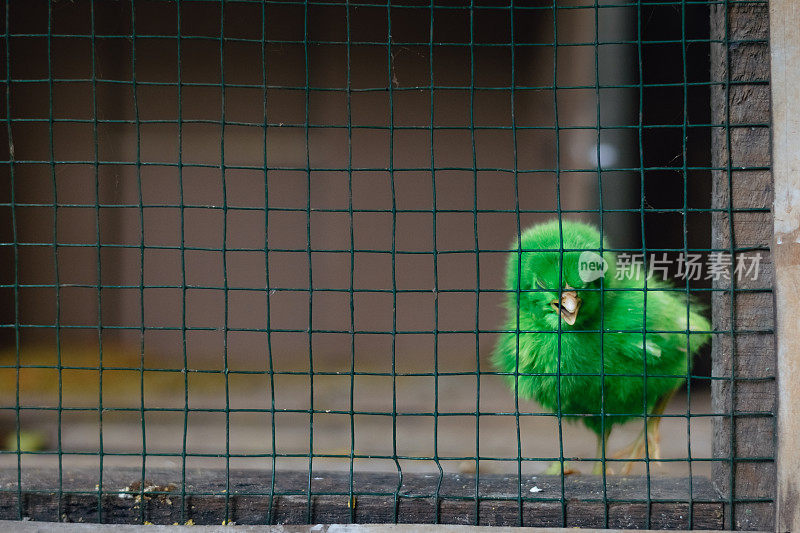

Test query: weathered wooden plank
[710,1,776,531]
[769,0,800,531]
[0,468,723,528]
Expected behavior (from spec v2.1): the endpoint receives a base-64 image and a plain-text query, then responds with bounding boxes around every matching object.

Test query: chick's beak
[550,288,582,326]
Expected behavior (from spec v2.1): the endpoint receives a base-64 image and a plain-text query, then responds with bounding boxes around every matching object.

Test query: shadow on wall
[3,1,639,373]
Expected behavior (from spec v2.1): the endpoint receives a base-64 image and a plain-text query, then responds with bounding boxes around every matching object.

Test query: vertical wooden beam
[770,1,800,532]
[710,2,775,530]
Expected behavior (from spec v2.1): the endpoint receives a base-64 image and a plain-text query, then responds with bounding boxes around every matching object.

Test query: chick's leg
[592,427,613,475]
[613,389,676,475]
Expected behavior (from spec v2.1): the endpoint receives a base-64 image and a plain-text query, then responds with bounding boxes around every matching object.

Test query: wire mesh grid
[0,0,774,528]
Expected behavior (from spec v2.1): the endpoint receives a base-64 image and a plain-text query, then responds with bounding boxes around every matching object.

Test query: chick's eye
[535,279,547,290]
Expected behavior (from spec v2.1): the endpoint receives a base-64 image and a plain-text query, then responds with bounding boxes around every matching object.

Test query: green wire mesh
[0,0,774,528]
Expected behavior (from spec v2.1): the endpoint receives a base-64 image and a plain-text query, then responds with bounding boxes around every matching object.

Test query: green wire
[0,0,775,526]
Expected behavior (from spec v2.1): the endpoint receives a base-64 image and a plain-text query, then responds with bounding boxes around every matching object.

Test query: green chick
[492,220,710,475]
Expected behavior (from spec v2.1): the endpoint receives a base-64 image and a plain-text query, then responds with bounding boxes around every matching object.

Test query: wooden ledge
[0,468,724,528]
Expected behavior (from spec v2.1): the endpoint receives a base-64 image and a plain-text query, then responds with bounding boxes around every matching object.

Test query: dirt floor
[1,345,713,479]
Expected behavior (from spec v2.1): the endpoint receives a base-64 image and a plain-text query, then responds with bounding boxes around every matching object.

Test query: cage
[0,0,787,529]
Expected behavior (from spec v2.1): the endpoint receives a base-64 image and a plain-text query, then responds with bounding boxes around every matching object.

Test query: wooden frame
[770,1,800,532]
[710,1,775,530]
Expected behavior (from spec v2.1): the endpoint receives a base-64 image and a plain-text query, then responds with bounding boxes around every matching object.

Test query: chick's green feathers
[492,220,710,437]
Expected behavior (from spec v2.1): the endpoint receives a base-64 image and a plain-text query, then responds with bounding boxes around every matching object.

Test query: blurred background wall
[1,0,649,371]
[0,0,714,469]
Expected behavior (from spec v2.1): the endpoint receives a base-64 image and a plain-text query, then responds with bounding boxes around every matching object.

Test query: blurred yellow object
[4,429,47,452]
[0,343,230,406]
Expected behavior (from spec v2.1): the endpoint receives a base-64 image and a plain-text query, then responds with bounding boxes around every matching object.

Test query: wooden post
[710,2,775,530]
[770,1,800,532]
